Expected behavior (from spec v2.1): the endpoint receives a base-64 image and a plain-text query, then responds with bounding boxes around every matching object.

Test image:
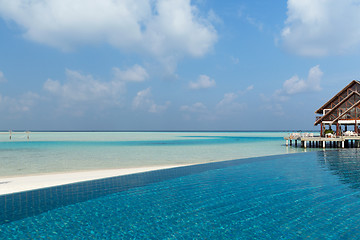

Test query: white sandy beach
[0,165,185,196]
[0,132,303,196]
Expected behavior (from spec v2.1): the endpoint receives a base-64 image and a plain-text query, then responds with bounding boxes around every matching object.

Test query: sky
[1,0,360,131]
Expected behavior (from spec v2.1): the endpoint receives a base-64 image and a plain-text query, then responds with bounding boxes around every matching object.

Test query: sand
[0,165,184,196]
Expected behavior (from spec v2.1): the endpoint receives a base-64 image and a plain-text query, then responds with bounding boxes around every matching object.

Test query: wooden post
[320,123,323,137]
[336,122,340,136]
[356,106,358,134]
[356,120,358,134]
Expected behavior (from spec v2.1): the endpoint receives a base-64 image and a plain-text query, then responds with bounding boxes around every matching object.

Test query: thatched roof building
[315,80,360,136]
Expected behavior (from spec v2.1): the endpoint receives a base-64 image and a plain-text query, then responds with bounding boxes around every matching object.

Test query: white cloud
[132,88,152,109]
[283,76,307,95]
[43,69,125,104]
[237,6,263,31]
[231,56,240,65]
[180,102,207,113]
[180,102,211,120]
[216,92,246,112]
[262,103,285,116]
[246,16,263,31]
[207,9,222,24]
[238,85,254,95]
[0,71,39,114]
[181,92,246,121]
[145,0,217,58]
[282,0,360,56]
[0,91,40,113]
[149,102,171,113]
[132,87,170,113]
[113,65,148,82]
[246,85,254,91]
[282,65,322,95]
[260,65,323,116]
[189,75,216,89]
[0,0,217,62]
[217,93,237,108]
[0,71,6,82]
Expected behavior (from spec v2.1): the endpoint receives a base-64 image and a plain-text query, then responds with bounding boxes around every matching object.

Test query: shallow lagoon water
[1,150,360,239]
[0,132,311,177]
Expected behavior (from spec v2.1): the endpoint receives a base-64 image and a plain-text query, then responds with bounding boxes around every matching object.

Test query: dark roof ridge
[315,80,360,114]
[314,91,360,125]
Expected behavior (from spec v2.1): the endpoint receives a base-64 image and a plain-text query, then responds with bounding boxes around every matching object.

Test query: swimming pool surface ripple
[2,150,360,238]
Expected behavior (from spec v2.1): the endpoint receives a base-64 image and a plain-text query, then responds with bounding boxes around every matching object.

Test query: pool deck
[0,165,185,196]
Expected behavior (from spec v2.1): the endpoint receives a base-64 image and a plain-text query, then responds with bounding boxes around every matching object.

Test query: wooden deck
[284,136,360,148]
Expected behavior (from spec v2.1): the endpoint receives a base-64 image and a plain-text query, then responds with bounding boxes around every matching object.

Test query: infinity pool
[1,150,360,239]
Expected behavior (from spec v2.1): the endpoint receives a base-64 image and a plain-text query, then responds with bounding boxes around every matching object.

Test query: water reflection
[318,149,360,189]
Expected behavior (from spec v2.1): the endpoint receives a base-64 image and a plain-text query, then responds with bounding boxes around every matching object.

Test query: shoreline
[0,165,188,196]
[0,150,310,196]
[0,131,311,196]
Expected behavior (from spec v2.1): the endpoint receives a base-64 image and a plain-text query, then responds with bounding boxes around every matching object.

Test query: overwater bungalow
[315,80,360,137]
[285,80,360,148]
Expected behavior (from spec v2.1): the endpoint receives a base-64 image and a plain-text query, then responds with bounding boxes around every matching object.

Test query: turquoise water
[1,150,360,239]
[0,132,310,177]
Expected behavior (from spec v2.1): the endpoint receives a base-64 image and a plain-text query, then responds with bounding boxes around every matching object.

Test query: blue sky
[0,0,360,131]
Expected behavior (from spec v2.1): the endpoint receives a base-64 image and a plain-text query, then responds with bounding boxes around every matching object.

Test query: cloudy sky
[0,0,360,131]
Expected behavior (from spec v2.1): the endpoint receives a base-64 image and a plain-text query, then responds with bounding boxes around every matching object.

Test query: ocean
[0,131,310,177]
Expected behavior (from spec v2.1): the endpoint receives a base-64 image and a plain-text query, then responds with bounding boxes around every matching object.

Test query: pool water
[1,150,360,239]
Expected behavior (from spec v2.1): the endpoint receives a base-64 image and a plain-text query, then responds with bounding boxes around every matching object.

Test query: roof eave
[314,91,360,125]
[315,80,360,113]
